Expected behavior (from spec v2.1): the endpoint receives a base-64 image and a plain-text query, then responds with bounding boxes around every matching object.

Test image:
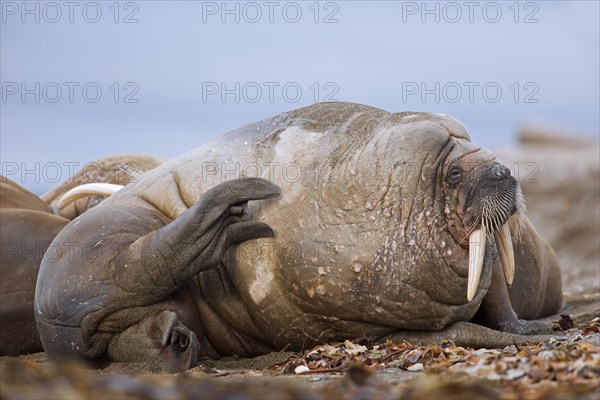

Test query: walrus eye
[448,166,463,184]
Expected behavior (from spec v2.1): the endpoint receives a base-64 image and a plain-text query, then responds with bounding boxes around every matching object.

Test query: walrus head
[55,182,124,214]
[42,154,166,219]
[442,140,525,301]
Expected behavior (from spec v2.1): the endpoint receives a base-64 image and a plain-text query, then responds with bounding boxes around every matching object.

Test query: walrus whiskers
[466,186,526,300]
[459,216,482,247]
[513,187,526,241]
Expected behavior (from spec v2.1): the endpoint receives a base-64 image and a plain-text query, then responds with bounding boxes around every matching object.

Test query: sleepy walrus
[0,154,165,356]
[35,103,562,371]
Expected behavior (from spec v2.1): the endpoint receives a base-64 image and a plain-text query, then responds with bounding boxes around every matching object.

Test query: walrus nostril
[488,164,511,180]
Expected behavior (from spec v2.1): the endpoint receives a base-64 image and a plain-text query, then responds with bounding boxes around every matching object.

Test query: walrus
[41,154,168,219]
[34,103,562,371]
[0,154,165,356]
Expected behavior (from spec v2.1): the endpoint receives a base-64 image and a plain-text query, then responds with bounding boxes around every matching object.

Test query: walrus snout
[465,164,518,219]
[464,161,524,301]
[480,163,520,222]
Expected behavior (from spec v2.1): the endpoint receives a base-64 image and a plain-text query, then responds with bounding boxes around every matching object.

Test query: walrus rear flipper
[35,178,280,365]
[381,321,564,349]
[107,311,199,373]
[115,178,280,297]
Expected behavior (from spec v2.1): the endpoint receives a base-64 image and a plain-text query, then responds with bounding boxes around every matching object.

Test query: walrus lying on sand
[35,103,562,371]
[0,155,165,356]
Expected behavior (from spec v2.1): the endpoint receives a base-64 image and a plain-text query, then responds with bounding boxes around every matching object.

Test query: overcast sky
[1,0,599,194]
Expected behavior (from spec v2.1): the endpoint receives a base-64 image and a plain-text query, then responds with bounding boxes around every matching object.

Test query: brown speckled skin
[35,103,562,370]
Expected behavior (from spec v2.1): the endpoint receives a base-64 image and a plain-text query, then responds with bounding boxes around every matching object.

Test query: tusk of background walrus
[57,183,124,210]
[468,228,487,301]
[494,222,515,286]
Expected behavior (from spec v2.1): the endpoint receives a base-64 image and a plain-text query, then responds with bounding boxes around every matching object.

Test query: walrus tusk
[57,183,124,210]
[467,228,486,301]
[494,222,515,286]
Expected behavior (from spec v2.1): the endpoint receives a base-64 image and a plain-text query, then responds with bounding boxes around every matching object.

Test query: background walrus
[35,103,562,371]
[0,154,165,356]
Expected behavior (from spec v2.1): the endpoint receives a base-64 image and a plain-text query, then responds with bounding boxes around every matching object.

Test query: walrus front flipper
[381,321,563,349]
[381,230,563,348]
[473,237,554,335]
[107,311,199,373]
[508,216,563,319]
[383,243,561,348]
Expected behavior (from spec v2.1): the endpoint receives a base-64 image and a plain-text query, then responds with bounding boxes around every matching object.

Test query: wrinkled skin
[0,155,165,356]
[35,103,563,371]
